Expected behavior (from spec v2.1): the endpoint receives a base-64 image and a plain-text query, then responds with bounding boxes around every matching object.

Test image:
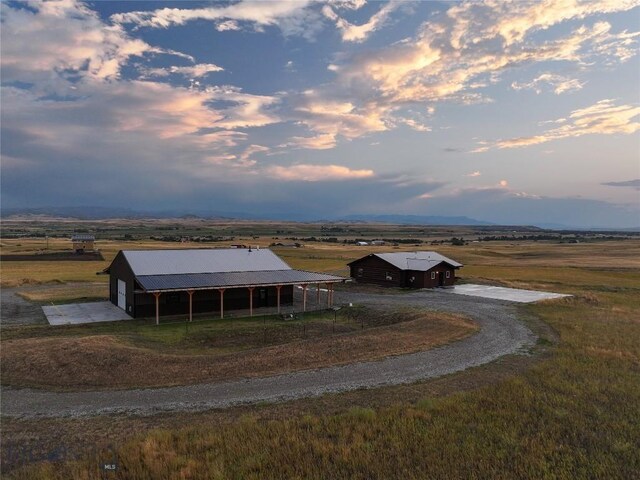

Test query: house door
[117,279,126,309]
[438,272,445,287]
[258,288,268,307]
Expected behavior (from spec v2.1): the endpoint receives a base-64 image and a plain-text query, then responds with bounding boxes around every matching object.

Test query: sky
[1,0,639,228]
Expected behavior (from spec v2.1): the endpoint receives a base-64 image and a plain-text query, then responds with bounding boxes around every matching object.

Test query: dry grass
[0,311,476,390]
[16,284,108,304]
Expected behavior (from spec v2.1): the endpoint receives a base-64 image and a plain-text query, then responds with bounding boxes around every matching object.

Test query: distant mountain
[341,214,494,226]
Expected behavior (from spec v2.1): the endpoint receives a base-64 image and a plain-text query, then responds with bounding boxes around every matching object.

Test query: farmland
[1,218,639,479]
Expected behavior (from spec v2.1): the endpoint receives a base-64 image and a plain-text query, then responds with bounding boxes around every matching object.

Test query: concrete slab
[447,284,571,303]
[42,301,132,326]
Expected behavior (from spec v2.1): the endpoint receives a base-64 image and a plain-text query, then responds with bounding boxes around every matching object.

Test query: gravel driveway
[0,288,47,326]
[1,289,536,418]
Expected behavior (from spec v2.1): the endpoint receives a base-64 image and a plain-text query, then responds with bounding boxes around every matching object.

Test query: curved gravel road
[1,289,536,418]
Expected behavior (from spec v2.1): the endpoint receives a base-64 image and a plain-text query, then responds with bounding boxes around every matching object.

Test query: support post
[316,283,320,305]
[153,292,161,325]
[219,288,225,319]
[276,285,282,314]
[248,287,255,317]
[329,284,334,307]
[302,284,308,312]
[187,290,193,322]
[326,283,331,307]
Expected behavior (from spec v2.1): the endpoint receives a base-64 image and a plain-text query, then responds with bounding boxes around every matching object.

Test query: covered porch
[135,272,343,325]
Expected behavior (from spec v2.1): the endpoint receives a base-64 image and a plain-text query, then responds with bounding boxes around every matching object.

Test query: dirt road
[1,289,536,418]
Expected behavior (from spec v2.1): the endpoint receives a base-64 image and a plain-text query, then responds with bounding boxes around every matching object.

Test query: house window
[446,271,451,278]
[357,268,363,277]
[385,272,393,281]
[431,272,436,280]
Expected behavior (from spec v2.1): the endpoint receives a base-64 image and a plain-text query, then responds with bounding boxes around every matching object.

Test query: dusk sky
[1,0,639,227]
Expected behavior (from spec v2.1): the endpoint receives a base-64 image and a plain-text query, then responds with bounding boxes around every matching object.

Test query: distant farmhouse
[71,234,95,253]
[103,248,343,323]
[348,251,462,288]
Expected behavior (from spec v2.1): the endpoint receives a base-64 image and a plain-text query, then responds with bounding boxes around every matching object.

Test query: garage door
[117,279,126,310]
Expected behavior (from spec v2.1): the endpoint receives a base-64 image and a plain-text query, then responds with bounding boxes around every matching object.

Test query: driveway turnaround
[42,301,131,325]
[447,284,571,303]
[1,290,539,418]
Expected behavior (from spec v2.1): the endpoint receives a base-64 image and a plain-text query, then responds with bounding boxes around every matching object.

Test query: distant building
[356,241,369,246]
[102,248,344,322]
[371,240,385,246]
[71,234,95,253]
[348,251,462,288]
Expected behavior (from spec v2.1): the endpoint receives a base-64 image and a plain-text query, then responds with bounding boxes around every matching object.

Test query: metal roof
[136,270,344,292]
[71,234,95,241]
[366,251,462,271]
[122,248,291,276]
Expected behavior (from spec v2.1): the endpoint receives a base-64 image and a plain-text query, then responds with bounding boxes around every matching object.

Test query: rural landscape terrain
[1,216,639,478]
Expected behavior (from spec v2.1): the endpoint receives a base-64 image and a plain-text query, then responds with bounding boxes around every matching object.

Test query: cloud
[112,0,321,39]
[466,171,482,177]
[284,0,638,149]
[266,164,374,181]
[322,0,403,42]
[512,73,585,95]
[499,180,509,187]
[474,99,640,151]
[602,179,640,190]
[142,63,224,79]
[0,0,188,85]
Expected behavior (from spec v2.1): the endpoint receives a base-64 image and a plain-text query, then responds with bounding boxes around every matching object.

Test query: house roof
[71,234,95,241]
[351,251,462,271]
[122,248,291,276]
[108,248,345,292]
[136,270,344,292]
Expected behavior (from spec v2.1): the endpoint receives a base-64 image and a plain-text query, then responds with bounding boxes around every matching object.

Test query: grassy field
[1,308,476,390]
[1,221,639,478]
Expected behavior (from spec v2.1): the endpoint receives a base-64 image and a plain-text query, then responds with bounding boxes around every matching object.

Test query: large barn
[348,251,462,288]
[103,248,344,323]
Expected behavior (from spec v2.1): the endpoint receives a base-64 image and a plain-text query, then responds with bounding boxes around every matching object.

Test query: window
[431,271,436,280]
[385,272,393,281]
[446,271,450,278]
[357,268,363,277]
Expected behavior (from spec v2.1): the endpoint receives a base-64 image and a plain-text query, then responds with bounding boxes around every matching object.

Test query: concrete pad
[42,301,132,326]
[447,284,571,303]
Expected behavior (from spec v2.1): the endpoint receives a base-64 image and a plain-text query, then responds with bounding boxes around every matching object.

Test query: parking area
[447,284,571,303]
[42,301,132,326]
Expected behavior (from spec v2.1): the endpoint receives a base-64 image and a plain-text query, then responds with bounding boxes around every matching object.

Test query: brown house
[102,248,344,323]
[348,251,462,288]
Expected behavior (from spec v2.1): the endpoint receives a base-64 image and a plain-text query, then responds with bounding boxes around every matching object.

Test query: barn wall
[349,255,403,287]
[132,285,295,319]
[108,251,136,315]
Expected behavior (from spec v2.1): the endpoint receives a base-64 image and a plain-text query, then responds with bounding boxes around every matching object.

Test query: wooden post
[326,283,331,307]
[316,283,320,305]
[153,292,161,325]
[219,288,225,319]
[187,290,193,322]
[329,284,333,307]
[302,284,308,312]
[276,285,282,314]
[248,287,255,317]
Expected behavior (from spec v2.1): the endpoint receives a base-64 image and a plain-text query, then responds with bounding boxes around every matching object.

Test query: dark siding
[107,251,136,315]
[423,263,458,288]
[132,285,294,319]
[349,255,403,287]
